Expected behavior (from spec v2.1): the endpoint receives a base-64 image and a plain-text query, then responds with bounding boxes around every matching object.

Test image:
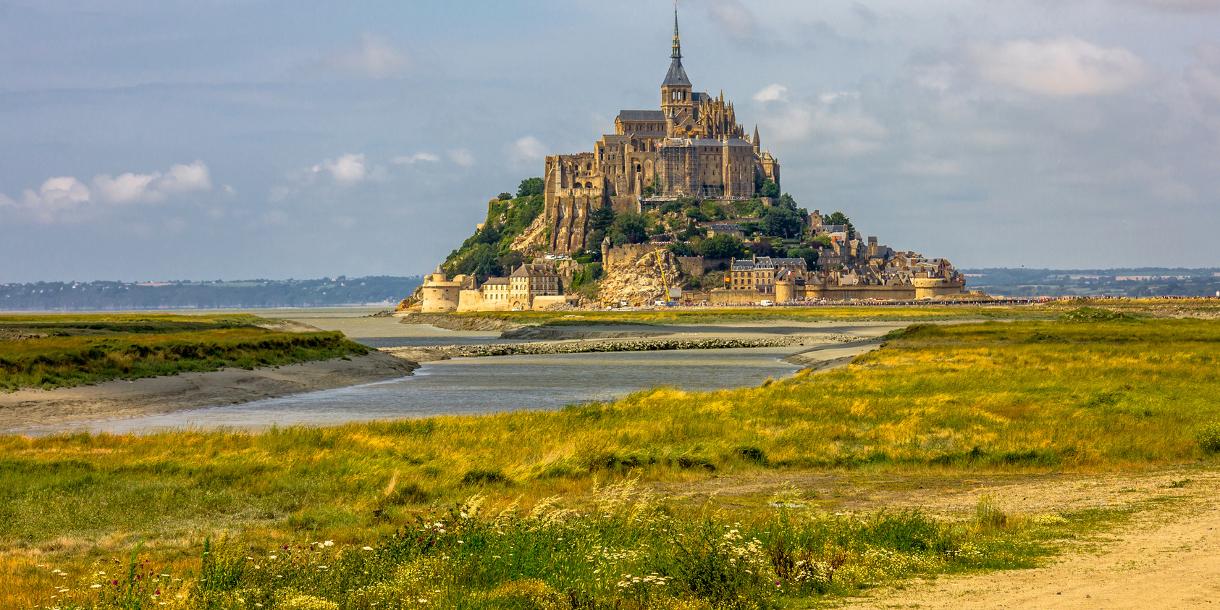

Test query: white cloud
[753,84,789,103]
[511,136,547,163]
[392,152,441,165]
[1187,44,1220,104]
[322,34,409,79]
[24,176,92,213]
[705,0,758,42]
[448,149,476,168]
[971,37,1146,96]
[93,172,160,204]
[901,158,965,177]
[158,161,213,194]
[91,161,212,204]
[2,162,213,223]
[759,90,888,156]
[312,153,368,184]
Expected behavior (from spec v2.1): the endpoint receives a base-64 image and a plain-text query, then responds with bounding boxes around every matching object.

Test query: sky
[1,0,1218,283]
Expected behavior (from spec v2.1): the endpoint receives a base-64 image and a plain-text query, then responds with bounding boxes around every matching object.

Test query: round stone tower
[420,267,461,313]
[774,276,796,304]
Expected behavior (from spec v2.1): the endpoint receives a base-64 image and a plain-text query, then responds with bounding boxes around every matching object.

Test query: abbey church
[545,9,781,254]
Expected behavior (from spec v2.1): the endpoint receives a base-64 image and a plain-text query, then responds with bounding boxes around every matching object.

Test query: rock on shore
[382,334,856,361]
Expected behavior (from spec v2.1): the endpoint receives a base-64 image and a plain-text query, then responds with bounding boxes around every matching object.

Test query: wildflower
[323,540,334,547]
[362,546,374,551]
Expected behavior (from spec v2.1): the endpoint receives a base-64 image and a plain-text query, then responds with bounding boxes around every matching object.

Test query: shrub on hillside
[1198,422,1220,453]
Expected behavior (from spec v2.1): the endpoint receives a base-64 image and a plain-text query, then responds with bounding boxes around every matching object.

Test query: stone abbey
[545,9,780,254]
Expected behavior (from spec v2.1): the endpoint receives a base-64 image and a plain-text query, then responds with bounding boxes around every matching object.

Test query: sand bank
[0,352,417,434]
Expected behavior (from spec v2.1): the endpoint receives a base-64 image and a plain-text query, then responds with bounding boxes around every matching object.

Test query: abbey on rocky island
[544,9,780,254]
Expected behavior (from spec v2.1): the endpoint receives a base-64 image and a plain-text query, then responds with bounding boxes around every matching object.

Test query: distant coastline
[0,275,421,311]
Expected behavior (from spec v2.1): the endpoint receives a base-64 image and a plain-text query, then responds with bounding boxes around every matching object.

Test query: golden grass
[2,315,1219,605]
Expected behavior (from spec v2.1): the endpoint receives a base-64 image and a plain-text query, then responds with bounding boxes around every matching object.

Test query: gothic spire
[662,1,691,88]
[671,2,682,60]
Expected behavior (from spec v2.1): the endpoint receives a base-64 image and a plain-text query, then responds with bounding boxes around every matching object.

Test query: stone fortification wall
[420,281,460,313]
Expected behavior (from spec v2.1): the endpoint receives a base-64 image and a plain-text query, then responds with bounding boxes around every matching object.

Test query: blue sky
[1,0,1218,282]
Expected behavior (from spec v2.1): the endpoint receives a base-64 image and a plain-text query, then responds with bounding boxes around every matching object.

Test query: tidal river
[71,346,803,434]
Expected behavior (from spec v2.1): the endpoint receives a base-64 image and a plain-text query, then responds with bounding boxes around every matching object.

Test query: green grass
[425,304,1054,327]
[49,486,1114,610]
[0,314,368,391]
[4,313,1219,607]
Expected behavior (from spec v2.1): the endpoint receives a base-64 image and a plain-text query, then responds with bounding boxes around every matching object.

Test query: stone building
[544,8,781,254]
[419,262,567,312]
[728,256,809,294]
[509,263,562,309]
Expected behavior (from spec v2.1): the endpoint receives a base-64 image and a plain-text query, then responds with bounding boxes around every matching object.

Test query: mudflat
[0,351,416,433]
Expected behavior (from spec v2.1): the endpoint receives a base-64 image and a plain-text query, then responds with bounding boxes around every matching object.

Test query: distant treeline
[963,267,1220,297]
[0,276,422,311]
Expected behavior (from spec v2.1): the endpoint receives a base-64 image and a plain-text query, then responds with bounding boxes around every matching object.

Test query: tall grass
[3,316,1218,605]
[43,481,1092,610]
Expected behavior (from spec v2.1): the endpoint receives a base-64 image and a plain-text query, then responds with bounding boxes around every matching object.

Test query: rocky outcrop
[598,244,683,307]
[510,214,550,255]
[381,334,856,361]
[397,313,522,332]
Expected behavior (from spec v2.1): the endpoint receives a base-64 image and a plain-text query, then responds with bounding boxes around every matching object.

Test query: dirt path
[837,470,1220,609]
[647,466,1220,608]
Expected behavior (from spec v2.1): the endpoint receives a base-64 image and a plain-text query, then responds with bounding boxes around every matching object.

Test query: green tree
[684,206,709,222]
[517,177,545,198]
[698,235,746,259]
[497,192,513,201]
[668,242,696,257]
[476,224,501,245]
[497,251,524,274]
[786,246,819,268]
[762,205,804,238]
[825,211,857,239]
[590,205,617,233]
[610,213,649,245]
[777,193,798,210]
[453,243,503,280]
[759,179,780,198]
[570,262,604,291]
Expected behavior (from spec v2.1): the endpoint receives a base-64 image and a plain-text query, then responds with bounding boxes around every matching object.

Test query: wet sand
[0,352,416,434]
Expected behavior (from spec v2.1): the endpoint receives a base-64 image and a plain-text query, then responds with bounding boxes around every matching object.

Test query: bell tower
[660,6,693,132]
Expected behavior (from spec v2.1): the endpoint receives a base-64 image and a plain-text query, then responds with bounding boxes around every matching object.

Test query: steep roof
[510,263,558,278]
[663,59,691,87]
[617,110,666,122]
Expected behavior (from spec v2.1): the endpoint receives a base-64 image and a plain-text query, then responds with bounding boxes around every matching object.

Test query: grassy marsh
[0,314,368,391]
[3,310,1220,607]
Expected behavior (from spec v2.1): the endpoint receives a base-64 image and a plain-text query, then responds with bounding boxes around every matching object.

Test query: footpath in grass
[4,311,1220,607]
[0,313,369,391]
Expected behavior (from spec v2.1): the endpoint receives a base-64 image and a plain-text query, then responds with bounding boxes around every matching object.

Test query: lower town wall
[532,295,578,310]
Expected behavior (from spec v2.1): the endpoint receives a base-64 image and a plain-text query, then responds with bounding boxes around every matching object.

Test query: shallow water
[64,347,802,434]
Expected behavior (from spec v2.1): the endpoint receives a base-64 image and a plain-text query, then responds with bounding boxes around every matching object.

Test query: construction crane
[652,249,676,306]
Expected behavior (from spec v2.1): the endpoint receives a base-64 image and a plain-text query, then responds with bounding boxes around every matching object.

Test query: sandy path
[648,466,1220,608]
[835,470,1220,609]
